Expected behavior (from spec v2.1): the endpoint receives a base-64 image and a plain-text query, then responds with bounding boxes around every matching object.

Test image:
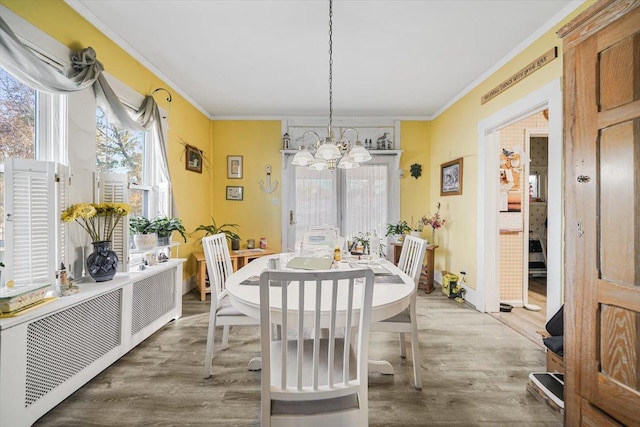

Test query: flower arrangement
[420,203,446,232]
[61,202,131,242]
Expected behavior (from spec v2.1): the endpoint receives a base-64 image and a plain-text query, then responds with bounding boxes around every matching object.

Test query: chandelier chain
[328,0,333,131]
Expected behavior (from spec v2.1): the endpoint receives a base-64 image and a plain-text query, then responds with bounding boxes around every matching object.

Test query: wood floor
[34,289,561,426]
[491,277,548,348]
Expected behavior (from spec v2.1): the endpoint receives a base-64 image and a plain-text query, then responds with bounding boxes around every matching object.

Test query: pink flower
[420,204,446,230]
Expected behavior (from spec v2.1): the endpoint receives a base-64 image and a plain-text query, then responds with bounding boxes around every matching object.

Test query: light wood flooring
[34,289,561,426]
[491,277,548,348]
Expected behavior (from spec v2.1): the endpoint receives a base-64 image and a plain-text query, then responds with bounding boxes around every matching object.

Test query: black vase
[86,241,119,282]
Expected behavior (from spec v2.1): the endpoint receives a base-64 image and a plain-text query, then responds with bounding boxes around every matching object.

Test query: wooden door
[560,1,640,425]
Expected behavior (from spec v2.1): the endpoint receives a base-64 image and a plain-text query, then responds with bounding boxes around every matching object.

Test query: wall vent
[131,269,175,336]
[25,289,122,407]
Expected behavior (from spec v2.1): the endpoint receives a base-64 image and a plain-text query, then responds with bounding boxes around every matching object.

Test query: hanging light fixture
[291,0,372,171]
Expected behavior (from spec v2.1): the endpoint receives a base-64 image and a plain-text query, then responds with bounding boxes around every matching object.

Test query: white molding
[476,79,563,320]
[431,0,583,120]
[64,0,211,119]
[213,115,430,121]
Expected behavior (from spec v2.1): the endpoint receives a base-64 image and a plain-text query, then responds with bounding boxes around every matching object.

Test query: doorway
[475,79,563,322]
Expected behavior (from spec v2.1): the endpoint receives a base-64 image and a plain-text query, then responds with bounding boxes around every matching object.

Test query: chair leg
[409,309,422,390]
[399,332,407,358]
[222,325,230,348]
[203,306,218,379]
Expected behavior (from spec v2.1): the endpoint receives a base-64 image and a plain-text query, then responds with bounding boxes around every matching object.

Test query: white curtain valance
[0,15,170,182]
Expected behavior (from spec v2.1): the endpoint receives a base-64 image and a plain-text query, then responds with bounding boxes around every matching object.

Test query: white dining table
[225,254,416,375]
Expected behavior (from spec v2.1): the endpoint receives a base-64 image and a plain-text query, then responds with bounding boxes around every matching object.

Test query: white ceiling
[66,0,577,120]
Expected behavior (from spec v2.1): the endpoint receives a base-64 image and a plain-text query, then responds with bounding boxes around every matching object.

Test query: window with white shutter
[4,159,63,286]
[95,172,129,273]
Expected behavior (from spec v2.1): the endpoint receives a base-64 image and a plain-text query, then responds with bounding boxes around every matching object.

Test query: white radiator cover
[0,260,184,427]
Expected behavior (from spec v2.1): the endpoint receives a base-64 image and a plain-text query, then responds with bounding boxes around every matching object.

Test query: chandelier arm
[301,130,322,151]
[339,127,360,149]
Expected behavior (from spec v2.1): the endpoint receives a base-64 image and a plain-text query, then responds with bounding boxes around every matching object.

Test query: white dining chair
[259,268,375,427]
[202,233,259,379]
[371,235,427,389]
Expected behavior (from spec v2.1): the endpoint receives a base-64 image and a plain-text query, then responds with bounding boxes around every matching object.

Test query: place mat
[0,297,57,318]
[239,275,286,287]
[349,262,393,276]
[239,275,260,286]
[286,257,333,270]
[374,275,405,284]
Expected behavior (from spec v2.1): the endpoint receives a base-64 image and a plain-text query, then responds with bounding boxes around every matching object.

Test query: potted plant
[149,217,187,246]
[385,220,411,243]
[351,232,371,255]
[193,216,241,250]
[130,216,187,249]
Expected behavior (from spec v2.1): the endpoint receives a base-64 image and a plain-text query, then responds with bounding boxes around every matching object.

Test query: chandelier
[291,0,372,171]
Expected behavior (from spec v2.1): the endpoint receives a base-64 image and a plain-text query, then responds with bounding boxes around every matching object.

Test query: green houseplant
[385,220,411,240]
[193,216,241,249]
[130,216,187,249]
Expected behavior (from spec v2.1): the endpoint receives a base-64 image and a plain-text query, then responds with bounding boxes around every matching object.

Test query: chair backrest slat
[313,279,322,390]
[202,234,233,307]
[398,236,428,288]
[260,268,375,407]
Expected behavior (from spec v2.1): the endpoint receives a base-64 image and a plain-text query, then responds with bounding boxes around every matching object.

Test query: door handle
[289,210,296,225]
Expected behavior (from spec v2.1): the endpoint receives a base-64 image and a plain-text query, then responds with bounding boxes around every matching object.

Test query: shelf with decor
[128,241,181,271]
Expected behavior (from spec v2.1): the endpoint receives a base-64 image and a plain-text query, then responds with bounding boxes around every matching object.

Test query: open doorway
[475,79,563,335]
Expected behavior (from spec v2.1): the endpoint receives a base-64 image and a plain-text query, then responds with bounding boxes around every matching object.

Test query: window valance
[0,15,170,182]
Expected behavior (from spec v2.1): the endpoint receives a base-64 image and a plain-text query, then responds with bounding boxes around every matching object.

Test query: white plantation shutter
[4,159,57,286]
[157,181,171,218]
[95,172,129,272]
[56,164,70,272]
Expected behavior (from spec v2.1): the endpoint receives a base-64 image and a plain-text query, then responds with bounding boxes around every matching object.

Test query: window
[96,104,147,215]
[95,104,168,219]
[0,66,65,275]
[0,67,37,161]
[283,154,399,250]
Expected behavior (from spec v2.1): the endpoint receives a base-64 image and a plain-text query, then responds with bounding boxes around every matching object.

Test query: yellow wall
[399,121,432,231]
[1,0,214,279]
[210,121,283,252]
[428,1,595,289]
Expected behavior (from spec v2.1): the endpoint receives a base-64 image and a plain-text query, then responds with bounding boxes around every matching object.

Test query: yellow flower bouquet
[61,202,131,242]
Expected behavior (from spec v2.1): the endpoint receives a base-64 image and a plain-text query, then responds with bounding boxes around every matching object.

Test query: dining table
[225,253,416,375]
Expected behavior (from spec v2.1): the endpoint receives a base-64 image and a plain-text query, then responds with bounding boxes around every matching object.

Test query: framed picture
[226,185,244,201]
[441,158,463,196]
[227,155,243,179]
[185,145,203,173]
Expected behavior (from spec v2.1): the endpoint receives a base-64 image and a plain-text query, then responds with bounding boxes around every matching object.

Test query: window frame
[281,152,401,251]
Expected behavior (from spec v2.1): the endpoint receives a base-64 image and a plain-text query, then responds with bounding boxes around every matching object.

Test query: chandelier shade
[289,0,371,172]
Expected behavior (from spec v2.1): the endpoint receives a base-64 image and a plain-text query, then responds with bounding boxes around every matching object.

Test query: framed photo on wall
[226,186,244,201]
[227,155,243,179]
[441,158,463,196]
[185,145,203,173]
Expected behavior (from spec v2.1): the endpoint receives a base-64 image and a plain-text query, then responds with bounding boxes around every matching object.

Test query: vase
[133,233,158,250]
[86,241,118,282]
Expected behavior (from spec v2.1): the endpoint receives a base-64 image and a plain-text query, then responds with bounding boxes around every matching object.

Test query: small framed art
[227,155,243,179]
[185,145,203,173]
[226,186,244,201]
[441,158,463,196]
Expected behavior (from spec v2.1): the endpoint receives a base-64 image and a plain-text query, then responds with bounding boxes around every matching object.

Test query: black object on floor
[499,303,513,312]
[529,372,564,409]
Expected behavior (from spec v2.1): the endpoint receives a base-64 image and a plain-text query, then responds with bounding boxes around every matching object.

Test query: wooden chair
[371,235,427,389]
[202,233,259,378]
[259,268,375,427]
